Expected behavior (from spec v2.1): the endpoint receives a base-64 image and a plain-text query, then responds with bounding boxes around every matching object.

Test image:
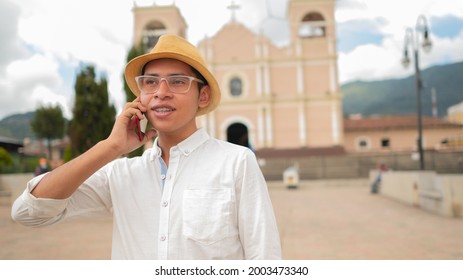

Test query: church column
[296,55,307,145]
[329,61,337,93]
[255,34,263,97]
[328,23,341,145]
[299,103,307,146]
[297,61,304,96]
[331,98,340,145]
[263,40,273,147]
[328,38,338,94]
[295,38,302,57]
[255,35,265,147]
[265,106,273,147]
[257,105,265,147]
[201,37,217,138]
[257,35,273,147]
[263,62,270,96]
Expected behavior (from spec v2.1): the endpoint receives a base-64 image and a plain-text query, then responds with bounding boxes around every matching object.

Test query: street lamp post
[401,15,432,170]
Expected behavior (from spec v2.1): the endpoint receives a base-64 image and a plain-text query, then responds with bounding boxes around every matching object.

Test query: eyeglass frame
[135,75,205,95]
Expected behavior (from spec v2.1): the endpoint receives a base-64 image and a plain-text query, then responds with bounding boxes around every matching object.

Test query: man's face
[140,58,210,138]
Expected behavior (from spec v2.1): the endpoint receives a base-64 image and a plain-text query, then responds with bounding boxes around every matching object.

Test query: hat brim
[125,51,221,116]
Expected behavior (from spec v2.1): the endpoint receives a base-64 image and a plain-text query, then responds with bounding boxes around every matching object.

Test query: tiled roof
[344,115,462,131]
[0,136,23,145]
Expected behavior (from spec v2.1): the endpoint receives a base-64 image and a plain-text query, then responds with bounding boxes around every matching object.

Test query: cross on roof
[227,0,240,22]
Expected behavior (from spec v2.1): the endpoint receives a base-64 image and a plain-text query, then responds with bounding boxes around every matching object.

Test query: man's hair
[189,66,207,91]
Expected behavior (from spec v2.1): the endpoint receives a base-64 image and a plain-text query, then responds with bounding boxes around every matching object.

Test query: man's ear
[198,86,211,109]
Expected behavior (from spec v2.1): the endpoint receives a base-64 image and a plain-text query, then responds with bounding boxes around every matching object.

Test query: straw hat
[124,34,221,116]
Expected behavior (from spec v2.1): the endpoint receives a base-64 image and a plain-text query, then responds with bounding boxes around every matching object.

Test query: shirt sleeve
[11,164,113,227]
[237,149,282,259]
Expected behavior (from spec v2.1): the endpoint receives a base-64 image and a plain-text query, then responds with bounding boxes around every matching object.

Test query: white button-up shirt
[12,128,282,260]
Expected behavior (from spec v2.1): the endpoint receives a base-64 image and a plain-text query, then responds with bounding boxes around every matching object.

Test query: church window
[230,77,242,97]
[298,12,326,38]
[381,138,390,148]
[142,21,166,51]
[356,136,371,151]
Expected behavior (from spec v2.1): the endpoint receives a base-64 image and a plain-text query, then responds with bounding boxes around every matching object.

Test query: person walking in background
[12,34,281,260]
[34,157,49,176]
[371,163,388,194]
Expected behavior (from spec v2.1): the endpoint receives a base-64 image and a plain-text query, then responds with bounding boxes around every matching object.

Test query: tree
[68,65,116,157]
[0,147,13,173]
[124,44,147,157]
[31,104,65,159]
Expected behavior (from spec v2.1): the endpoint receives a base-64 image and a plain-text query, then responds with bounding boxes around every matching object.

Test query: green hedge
[0,151,41,174]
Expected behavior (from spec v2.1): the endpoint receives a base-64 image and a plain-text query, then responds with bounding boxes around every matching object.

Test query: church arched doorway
[227,123,249,148]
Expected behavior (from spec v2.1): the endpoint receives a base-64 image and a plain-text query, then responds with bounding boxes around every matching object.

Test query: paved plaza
[1,180,463,260]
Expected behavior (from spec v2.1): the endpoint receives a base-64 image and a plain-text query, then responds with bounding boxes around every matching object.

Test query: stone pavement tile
[1,181,463,260]
[0,198,112,260]
[269,183,463,260]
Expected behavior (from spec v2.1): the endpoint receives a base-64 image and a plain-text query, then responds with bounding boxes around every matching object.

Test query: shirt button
[160,235,166,241]
[162,201,168,207]
[161,174,166,180]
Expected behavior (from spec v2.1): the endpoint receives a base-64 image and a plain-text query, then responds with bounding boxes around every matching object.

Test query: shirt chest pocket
[182,188,232,245]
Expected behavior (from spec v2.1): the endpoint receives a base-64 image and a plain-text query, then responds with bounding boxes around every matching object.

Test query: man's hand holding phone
[107,98,156,156]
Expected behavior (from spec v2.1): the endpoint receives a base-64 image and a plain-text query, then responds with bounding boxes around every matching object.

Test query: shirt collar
[176,128,210,156]
[150,128,210,161]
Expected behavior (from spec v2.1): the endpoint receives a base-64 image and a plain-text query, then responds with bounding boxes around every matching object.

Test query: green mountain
[342,61,463,117]
[0,112,36,141]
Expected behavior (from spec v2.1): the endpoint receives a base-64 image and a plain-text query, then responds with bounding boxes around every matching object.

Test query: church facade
[131,0,343,151]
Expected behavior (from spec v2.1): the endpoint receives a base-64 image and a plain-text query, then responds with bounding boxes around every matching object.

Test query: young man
[12,34,281,260]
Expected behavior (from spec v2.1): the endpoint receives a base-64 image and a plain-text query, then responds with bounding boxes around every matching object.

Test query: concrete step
[267,178,370,189]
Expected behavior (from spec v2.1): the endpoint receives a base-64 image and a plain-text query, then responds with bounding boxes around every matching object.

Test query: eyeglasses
[135,75,204,94]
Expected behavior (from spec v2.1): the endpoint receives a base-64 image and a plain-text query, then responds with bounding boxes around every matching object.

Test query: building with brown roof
[344,115,463,152]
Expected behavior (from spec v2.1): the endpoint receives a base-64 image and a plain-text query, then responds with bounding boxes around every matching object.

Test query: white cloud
[0,54,73,118]
[0,0,28,73]
[338,29,463,83]
[6,0,136,119]
[17,0,131,69]
[7,54,60,85]
[31,85,69,112]
[338,42,406,83]
[336,0,463,83]
[426,30,463,65]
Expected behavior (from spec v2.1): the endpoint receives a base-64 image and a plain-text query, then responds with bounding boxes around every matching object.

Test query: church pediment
[200,22,261,62]
[198,22,284,62]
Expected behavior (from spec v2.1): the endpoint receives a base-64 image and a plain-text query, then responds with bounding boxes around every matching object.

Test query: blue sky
[1,0,463,120]
[336,14,463,53]
[431,15,463,38]
[337,18,386,52]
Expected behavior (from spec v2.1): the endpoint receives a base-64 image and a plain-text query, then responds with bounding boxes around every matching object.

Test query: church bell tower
[132,2,187,51]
